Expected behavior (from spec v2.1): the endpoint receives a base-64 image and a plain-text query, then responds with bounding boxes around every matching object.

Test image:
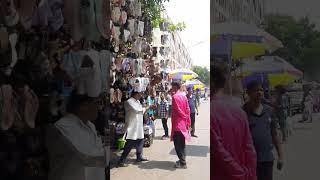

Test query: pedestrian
[274,86,289,142]
[166,92,172,119]
[159,94,169,140]
[187,87,199,138]
[300,89,313,123]
[46,92,106,180]
[243,81,284,180]
[196,89,201,106]
[171,81,191,169]
[117,91,152,167]
[204,88,208,100]
[147,91,157,138]
[211,66,257,180]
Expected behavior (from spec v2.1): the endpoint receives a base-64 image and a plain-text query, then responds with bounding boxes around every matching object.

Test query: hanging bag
[118,132,126,150]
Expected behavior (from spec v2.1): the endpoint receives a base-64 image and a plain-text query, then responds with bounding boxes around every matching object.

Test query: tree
[141,0,186,32]
[265,14,320,81]
[192,66,210,85]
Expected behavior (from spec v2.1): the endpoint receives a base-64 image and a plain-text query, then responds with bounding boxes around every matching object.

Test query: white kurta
[47,114,106,180]
[124,98,145,140]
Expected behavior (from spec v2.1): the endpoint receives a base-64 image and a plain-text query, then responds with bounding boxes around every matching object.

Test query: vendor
[46,91,106,180]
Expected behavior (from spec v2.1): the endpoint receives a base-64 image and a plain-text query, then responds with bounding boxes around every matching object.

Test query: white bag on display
[123,29,131,42]
[111,7,121,23]
[120,11,127,25]
[127,19,135,36]
[7,33,18,75]
[120,0,126,7]
[138,21,144,36]
[113,26,121,41]
[134,0,142,17]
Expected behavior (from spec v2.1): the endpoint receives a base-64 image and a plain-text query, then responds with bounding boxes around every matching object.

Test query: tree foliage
[141,0,186,32]
[265,14,320,81]
[168,21,186,32]
[141,0,168,23]
[192,66,210,85]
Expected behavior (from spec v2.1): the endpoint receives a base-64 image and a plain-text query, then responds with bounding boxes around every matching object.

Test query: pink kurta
[211,95,257,180]
[171,91,191,142]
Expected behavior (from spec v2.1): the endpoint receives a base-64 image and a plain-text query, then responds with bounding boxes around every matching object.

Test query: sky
[266,0,320,29]
[164,0,210,69]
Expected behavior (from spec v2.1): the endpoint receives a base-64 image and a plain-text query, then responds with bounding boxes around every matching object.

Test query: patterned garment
[159,100,168,118]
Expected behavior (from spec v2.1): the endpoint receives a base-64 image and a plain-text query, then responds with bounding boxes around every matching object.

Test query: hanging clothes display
[0,0,113,179]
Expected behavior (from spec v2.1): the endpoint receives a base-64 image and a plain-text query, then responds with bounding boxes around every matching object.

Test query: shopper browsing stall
[147,91,158,138]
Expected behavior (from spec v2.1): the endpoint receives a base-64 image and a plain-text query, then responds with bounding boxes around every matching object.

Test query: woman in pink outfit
[211,66,257,180]
[170,81,191,169]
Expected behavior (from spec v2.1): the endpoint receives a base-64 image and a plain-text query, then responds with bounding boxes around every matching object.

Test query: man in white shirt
[46,93,106,180]
[118,91,153,167]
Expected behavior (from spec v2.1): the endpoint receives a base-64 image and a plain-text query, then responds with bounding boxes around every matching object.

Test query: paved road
[110,99,210,180]
[274,113,320,180]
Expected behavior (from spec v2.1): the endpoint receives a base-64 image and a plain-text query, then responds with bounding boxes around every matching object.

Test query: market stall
[0,0,112,179]
[108,0,172,150]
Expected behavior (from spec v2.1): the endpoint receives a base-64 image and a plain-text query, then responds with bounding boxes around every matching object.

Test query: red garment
[211,95,257,180]
[170,91,191,142]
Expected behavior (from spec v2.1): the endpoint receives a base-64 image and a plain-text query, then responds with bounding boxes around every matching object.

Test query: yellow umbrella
[182,74,194,80]
[232,42,268,59]
[169,68,198,80]
[194,84,204,90]
[268,73,298,88]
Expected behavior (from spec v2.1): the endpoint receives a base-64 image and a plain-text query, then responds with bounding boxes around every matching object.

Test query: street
[274,113,320,180]
[110,99,210,180]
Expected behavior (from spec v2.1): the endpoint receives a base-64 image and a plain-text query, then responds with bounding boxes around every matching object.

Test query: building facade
[212,0,266,25]
[152,12,193,71]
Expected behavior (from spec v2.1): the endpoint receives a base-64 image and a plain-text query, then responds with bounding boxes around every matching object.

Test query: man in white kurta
[118,91,149,167]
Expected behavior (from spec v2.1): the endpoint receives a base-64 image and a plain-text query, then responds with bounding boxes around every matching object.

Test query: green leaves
[265,14,320,81]
[168,21,186,32]
[192,66,210,85]
[142,0,186,32]
[141,0,167,22]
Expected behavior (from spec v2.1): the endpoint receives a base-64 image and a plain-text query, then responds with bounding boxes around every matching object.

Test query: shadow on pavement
[137,160,176,171]
[170,145,210,157]
[109,150,138,169]
[293,126,313,131]
[154,136,164,140]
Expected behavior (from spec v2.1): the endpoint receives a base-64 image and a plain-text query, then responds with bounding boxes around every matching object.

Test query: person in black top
[243,81,284,180]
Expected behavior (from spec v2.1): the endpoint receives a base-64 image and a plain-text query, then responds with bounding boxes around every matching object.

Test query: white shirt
[167,94,172,105]
[47,114,106,180]
[124,98,145,140]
